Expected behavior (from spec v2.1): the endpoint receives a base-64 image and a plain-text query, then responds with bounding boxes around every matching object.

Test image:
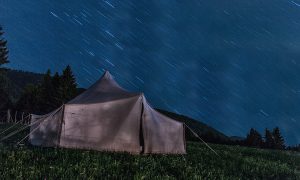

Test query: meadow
[0,125,299,179]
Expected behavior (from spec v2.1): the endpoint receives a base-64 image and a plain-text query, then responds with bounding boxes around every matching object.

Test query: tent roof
[67,71,141,104]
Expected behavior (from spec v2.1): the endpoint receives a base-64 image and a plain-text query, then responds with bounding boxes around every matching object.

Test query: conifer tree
[0,25,8,80]
[52,72,61,90]
[264,128,275,149]
[0,25,11,110]
[40,69,55,113]
[0,26,9,66]
[15,84,41,114]
[272,127,285,150]
[245,128,263,148]
[58,65,77,104]
[52,72,61,107]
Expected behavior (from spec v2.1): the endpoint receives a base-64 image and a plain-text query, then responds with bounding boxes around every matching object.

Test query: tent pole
[139,97,145,154]
[57,105,65,148]
[27,114,31,125]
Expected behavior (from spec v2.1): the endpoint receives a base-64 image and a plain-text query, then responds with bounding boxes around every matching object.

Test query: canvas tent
[29,71,186,154]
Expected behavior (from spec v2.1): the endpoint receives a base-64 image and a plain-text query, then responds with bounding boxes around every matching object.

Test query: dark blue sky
[1,0,300,145]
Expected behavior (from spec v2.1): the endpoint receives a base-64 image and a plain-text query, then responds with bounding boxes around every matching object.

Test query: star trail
[1,0,300,145]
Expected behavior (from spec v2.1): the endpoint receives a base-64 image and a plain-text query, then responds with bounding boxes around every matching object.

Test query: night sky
[1,0,300,145]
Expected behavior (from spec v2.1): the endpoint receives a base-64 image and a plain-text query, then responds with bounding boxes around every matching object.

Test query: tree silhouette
[245,128,263,148]
[264,128,275,149]
[52,72,62,107]
[272,127,285,150]
[58,65,77,104]
[0,26,9,66]
[0,25,11,110]
[15,84,41,114]
[16,66,79,113]
[40,69,56,113]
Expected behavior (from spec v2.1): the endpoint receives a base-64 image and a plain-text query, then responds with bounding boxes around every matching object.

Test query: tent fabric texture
[29,71,186,154]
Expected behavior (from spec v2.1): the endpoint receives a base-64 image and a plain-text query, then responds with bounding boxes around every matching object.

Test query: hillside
[157,109,230,143]
[4,69,85,102]
[4,69,44,101]
[6,69,44,92]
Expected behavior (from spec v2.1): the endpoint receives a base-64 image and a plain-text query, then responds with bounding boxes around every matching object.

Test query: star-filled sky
[1,0,300,145]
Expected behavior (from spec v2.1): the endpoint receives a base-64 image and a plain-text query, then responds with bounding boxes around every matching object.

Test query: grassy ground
[0,124,299,179]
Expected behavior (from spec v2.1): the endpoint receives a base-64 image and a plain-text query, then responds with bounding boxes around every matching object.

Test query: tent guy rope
[0,114,31,135]
[185,124,220,156]
[0,117,44,142]
[0,106,63,142]
[15,119,47,146]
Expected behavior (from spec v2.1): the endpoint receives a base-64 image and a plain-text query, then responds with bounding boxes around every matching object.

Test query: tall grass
[0,125,299,179]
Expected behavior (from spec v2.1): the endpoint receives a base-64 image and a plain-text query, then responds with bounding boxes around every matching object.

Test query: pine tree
[52,72,61,90]
[40,69,56,113]
[264,128,275,149]
[245,128,263,148]
[0,25,9,80]
[52,72,62,107]
[16,84,41,114]
[272,127,285,150]
[58,65,77,104]
[0,26,9,66]
[0,25,11,110]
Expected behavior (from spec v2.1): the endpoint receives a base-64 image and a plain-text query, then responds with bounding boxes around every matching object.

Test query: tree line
[1,65,79,115]
[236,127,300,152]
[15,66,78,114]
[0,25,79,114]
[242,127,285,150]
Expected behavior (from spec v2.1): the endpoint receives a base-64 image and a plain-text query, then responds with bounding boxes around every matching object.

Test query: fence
[0,110,31,124]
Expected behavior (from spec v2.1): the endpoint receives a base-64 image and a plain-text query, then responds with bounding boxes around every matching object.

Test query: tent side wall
[59,95,143,153]
[142,99,186,154]
[29,107,63,147]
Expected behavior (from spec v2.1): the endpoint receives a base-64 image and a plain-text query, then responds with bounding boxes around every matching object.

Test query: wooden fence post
[14,111,17,123]
[21,112,24,124]
[7,109,11,123]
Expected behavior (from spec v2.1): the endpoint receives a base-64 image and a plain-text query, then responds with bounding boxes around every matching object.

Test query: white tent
[29,71,186,154]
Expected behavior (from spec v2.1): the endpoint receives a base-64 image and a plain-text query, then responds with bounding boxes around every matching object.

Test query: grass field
[0,125,299,179]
